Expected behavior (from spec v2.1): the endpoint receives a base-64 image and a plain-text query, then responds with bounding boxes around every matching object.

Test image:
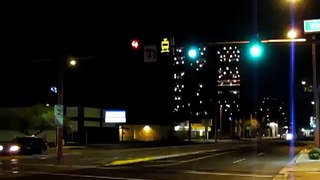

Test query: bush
[308,148,320,160]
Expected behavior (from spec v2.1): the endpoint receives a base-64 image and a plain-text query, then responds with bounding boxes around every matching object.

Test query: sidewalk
[273,148,320,180]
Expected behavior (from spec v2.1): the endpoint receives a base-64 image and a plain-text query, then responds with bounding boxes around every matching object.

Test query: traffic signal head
[248,41,264,60]
[131,39,140,49]
[187,46,199,60]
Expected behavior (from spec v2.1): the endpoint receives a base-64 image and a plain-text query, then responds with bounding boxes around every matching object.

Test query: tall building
[256,97,288,137]
[216,46,241,138]
[171,46,210,124]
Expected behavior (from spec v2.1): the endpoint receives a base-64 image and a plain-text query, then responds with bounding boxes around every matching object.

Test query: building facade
[216,46,241,138]
[256,97,288,137]
[171,46,211,128]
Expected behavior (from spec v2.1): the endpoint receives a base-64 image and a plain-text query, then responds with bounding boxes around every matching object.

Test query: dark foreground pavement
[0,140,308,180]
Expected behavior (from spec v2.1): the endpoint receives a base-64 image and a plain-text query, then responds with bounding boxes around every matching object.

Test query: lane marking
[107,157,153,166]
[182,170,273,178]
[145,151,236,167]
[103,149,219,166]
[257,153,264,156]
[232,158,246,164]
[25,171,151,180]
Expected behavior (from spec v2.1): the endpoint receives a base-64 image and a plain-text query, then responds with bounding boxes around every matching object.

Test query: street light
[301,80,306,85]
[287,29,298,39]
[69,59,77,67]
[285,0,301,4]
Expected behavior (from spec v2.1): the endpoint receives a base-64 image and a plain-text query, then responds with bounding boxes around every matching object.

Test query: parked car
[0,136,48,155]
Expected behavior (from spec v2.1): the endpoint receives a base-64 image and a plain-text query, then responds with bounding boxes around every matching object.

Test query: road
[0,140,308,180]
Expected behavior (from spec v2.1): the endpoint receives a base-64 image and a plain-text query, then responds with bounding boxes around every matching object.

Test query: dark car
[0,136,48,155]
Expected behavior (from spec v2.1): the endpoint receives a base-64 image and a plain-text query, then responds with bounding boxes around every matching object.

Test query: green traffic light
[249,42,264,59]
[187,46,199,60]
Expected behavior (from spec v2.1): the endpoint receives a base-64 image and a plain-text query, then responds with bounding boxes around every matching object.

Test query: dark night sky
[0,0,319,126]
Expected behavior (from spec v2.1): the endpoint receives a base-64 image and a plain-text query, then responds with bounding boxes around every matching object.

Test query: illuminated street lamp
[301,80,306,85]
[69,59,77,67]
[285,0,301,4]
[287,29,298,39]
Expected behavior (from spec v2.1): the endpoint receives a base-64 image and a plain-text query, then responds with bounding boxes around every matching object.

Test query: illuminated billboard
[105,110,126,123]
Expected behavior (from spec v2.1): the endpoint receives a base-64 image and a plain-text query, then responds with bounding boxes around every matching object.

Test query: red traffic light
[131,39,139,49]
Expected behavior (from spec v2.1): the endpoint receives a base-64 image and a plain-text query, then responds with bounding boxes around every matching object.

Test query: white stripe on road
[232,158,246,164]
[183,170,273,178]
[146,151,236,167]
[257,153,264,156]
[25,171,150,180]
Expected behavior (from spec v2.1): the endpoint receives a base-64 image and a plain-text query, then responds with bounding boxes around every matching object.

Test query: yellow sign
[161,38,170,53]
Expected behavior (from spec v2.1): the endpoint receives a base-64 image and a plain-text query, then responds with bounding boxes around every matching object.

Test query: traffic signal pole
[312,35,320,148]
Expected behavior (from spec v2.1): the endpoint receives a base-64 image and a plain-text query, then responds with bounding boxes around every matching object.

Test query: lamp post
[56,57,64,161]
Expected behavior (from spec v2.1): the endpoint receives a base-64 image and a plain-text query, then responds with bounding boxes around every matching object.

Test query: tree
[243,117,260,138]
[0,104,70,136]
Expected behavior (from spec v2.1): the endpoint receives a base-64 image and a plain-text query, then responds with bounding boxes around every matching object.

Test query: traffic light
[248,41,264,60]
[131,39,140,49]
[187,46,199,60]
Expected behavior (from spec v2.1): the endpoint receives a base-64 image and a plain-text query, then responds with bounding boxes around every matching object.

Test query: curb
[50,146,86,150]
[272,149,305,180]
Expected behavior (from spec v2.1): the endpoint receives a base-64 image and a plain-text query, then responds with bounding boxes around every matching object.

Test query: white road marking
[257,153,264,156]
[25,171,151,180]
[146,151,236,167]
[232,158,246,164]
[183,170,273,178]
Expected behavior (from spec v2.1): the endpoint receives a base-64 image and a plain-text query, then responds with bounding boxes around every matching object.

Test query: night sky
[0,0,319,126]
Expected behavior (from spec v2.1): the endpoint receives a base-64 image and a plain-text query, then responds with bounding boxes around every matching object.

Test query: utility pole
[312,35,320,148]
[219,105,223,140]
[56,57,64,161]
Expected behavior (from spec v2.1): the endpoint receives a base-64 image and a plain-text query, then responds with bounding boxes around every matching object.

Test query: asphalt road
[0,140,308,180]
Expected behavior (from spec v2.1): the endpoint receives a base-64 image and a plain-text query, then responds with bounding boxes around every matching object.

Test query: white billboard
[105,110,126,123]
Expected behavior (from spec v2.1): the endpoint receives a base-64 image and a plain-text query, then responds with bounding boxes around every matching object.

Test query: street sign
[304,19,320,33]
[144,45,157,62]
[54,104,64,126]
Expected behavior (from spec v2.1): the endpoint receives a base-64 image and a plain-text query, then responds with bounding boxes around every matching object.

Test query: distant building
[216,46,241,138]
[171,46,211,128]
[256,98,288,137]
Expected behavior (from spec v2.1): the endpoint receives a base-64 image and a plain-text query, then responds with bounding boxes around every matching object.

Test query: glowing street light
[69,59,77,67]
[286,0,301,4]
[301,80,306,85]
[287,29,298,39]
